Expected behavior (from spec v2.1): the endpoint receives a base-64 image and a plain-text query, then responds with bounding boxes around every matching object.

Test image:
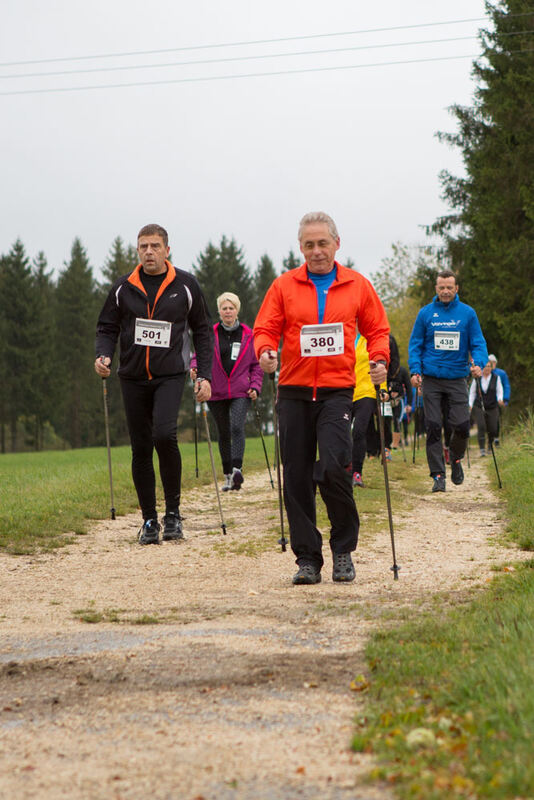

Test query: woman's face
[219,301,238,327]
[483,363,492,376]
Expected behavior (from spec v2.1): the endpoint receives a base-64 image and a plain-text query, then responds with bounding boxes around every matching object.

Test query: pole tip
[111,508,116,520]
[391,564,400,580]
[222,524,227,536]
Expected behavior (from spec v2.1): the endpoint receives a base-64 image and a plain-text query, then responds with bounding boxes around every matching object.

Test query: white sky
[0,0,488,280]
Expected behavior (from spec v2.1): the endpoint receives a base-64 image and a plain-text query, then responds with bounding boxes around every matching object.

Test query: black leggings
[208,397,250,474]
[120,375,185,520]
[352,397,376,474]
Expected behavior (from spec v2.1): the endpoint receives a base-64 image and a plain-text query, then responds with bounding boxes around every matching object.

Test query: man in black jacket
[95,223,213,544]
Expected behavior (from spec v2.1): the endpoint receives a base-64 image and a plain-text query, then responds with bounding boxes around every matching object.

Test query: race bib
[300,323,344,357]
[134,318,172,348]
[231,342,241,360]
[434,331,460,351]
[381,401,393,417]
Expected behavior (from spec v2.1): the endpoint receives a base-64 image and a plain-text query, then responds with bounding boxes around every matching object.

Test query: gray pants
[422,375,470,476]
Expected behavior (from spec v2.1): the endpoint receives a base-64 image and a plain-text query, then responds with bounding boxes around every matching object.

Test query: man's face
[435,277,458,304]
[137,235,169,275]
[299,222,340,274]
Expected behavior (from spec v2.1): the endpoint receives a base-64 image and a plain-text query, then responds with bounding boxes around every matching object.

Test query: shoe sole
[333,573,355,582]
[162,533,184,541]
[293,575,322,585]
[139,537,159,545]
[431,487,446,493]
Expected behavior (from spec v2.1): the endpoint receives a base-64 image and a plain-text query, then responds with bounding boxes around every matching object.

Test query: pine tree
[0,240,39,450]
[31,252,57,449]
[100,236,138,295]
[193,236,254,324]
[431,0,534,399]
[281,249,300,272]
[54,239,101,448]
[252,254,277,319]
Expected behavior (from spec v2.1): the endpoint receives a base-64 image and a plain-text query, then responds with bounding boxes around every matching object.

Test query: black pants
[278,391,358,570]
[472,405,499,449]
[208,397,250,474]
[120,374,185,520]
[352,397,376,474]
[422,376,470,476]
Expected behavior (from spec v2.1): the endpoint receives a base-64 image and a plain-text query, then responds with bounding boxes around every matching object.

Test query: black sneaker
[162,512,183,541]
[138,519,160,545]
[230,468,244,491]
[451,459,464,485]
[432,474,446,493]
[332,552,355,582]
[292,564,322,585]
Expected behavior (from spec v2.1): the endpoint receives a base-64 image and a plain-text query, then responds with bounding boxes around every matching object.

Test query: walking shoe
[384,447,392,461]
[451,459,464,486]
[479,448,486,457]
[332,552,355,582]
[221,474,232,492]
[292,564,322,585]
[431,474,446,493]
[230,467,244,491]
[162,512,183,541]
[494,438,500,447]
[352,472,364,488]
[138,519,160,545]
[443,446,450,465]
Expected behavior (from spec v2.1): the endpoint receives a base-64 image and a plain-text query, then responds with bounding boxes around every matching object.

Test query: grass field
[355,417,534,799]
[0,436,274,554]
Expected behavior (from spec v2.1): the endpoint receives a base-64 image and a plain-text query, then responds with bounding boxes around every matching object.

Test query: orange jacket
[254,262,390,394]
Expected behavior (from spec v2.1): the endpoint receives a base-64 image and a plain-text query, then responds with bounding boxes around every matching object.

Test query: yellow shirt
[353,334,387,401]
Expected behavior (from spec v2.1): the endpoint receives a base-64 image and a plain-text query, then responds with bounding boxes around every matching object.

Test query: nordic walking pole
[200,400,227,534]
[253,398,274,489]
[475,376,503,489]
[466,434,471,469]
[375,385,400,580]
[193,392,199,478]
[101,373,116,520]
[270,373,287,552]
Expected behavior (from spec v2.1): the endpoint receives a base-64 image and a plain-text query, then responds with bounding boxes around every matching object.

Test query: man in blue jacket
[408,270,488,492]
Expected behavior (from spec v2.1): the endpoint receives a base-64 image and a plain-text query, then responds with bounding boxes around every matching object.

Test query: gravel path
[0,454,522,800]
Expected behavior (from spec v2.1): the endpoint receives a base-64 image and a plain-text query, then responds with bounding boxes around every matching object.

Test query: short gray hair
[298,212,339,242]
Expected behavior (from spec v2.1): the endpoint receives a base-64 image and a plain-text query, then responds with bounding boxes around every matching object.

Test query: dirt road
[0,457,519,799]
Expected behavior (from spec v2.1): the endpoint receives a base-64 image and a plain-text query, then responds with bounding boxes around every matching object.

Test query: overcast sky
[1,0,489,281]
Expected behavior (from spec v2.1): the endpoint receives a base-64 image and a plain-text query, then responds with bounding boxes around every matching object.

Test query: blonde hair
[216,292,241,314]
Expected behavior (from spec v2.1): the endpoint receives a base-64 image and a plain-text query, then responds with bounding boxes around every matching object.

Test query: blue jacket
[408,294,488,379]
[493,367,511,404]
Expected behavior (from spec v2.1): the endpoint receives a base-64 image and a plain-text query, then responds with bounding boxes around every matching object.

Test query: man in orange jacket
[254,212,389,585]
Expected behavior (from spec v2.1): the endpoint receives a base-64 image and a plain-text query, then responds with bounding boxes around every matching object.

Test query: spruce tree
[432,0,534,399]
[54,239,100,448]
[100,236,138,295]
[193,236,254,324]
[252,254,277,319]
[0,240,39,450]
[282,249,300,272]
[31,252,57,449]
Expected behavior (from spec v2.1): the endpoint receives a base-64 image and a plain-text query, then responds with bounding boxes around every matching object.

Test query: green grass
[355,425,534,799]
[0,436,274,554]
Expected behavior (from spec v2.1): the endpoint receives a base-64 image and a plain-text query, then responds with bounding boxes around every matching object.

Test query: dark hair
[137,224,168,247]
[436,269,457,284]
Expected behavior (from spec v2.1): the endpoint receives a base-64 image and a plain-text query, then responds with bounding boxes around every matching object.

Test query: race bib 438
[434,331,460,351]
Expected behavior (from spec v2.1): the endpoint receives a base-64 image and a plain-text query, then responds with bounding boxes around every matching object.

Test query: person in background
[469,361,504,456]
[351,333,387,487]
[191,292,263,491]
[408,270,487,493]
[488,353,510,445]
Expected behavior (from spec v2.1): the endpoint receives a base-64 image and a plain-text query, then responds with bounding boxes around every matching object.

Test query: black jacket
[96,262,213,381]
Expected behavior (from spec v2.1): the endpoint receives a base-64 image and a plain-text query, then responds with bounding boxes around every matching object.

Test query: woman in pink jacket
[193,292,263,491]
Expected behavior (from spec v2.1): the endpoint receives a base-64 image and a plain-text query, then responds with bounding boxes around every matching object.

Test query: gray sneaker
[221,474,232,492]
[451,459,464,486]
[292,564,322,585]
[432,474,446,493]
[231,468,244,491]
[138,519,160,545]
[332,552,355,582]
[162,512,183,541]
